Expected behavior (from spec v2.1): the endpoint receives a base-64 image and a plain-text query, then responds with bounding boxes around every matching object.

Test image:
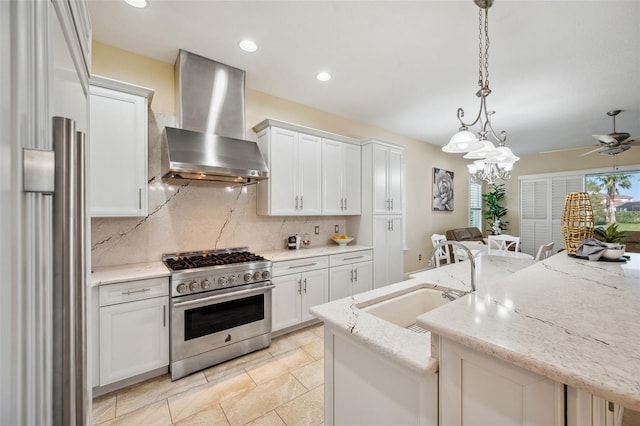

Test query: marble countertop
[417,252,640,411]
[310,254,535,375]
[91,261,170,286]
[258,244,373,262]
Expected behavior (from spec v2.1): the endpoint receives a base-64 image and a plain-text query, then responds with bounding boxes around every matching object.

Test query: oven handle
[172,284,275,309]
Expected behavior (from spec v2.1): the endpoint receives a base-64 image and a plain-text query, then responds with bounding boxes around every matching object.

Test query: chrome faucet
[430,240,477,294]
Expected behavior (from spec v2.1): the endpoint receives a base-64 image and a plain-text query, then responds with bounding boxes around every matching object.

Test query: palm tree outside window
[586,171,640,232]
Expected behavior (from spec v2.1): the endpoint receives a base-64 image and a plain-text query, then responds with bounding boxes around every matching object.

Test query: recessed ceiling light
[239,39,258,53]
[123,0,148,8]
[316,72,331,82]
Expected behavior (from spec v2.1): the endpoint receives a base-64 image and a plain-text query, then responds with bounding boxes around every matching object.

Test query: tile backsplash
[90,112,345,268]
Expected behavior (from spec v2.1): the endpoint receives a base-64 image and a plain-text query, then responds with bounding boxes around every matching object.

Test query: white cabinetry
[98,277,169,386]
[271,256,329,332]
[372,216,403,288]
[439,337,564,426]
[322,138,361,215]
[372,143,403,215]
[255,126,322,215]
[348,140,404,288]
[567,387,621,426]
[328,250,373,301]
[89,77,153,217]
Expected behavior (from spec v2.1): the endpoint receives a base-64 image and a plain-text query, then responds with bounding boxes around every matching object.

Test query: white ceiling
[88,0,640,156]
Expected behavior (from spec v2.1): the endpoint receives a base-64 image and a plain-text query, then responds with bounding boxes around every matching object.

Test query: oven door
[171,281,274,362]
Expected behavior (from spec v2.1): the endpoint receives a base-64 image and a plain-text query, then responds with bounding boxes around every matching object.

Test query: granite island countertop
[310,254,535,375]
[417,252,640,410]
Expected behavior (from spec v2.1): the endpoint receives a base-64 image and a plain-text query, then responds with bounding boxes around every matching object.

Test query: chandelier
[441,0,519,184]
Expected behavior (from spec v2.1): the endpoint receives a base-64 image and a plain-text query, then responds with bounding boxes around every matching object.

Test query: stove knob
[244,273,252,282]
[201,279,211,289]
[261,271,271,280]
[176,283,188,293]
[229,275,238,284]
[218,276,228,286]
[189,281,199,291]
[253,271,262,280]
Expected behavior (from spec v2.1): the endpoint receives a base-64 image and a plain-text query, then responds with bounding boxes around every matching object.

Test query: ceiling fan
[580,110,640,156]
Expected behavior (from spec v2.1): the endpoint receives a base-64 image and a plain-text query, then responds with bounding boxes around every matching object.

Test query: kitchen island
[311,251,640,425]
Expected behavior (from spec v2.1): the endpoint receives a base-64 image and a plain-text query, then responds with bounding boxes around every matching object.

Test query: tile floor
[92,324,325,426]
[92,322,640,426]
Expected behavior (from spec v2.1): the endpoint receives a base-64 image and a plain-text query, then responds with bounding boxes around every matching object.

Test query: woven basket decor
[560,192,594,255]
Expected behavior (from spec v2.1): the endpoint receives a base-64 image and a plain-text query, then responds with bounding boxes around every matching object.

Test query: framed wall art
[433,167,454,211]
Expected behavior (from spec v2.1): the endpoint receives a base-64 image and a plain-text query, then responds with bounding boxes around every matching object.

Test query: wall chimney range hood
[162,49,268,183]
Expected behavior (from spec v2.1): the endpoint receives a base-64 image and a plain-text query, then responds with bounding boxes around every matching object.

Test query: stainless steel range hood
[162,50,268,183]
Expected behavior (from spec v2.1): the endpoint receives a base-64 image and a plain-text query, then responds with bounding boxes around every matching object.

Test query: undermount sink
[359,285,451,329]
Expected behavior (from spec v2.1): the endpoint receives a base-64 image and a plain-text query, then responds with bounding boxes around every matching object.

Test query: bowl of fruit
[332,235,354,246]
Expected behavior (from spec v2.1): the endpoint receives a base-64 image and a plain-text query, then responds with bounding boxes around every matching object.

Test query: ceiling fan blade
[592,134,618,144]
[624,136,640,145]
[578,147,606,157]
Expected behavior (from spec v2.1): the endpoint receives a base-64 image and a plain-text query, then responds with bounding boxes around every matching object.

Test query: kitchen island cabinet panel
[439,337,564,426]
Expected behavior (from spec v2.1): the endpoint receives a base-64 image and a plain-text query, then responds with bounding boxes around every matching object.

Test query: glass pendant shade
[463,140,497,159]
[483,146,519,164]
[442,130,483,153]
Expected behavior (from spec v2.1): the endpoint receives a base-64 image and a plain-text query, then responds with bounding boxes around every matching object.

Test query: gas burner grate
[163,249,266,271]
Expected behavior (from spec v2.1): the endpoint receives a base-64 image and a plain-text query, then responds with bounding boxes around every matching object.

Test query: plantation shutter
[520,179,549,256]
[520,175,584,256]
[469,181,483,231]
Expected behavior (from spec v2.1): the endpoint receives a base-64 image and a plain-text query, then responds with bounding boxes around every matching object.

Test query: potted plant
[593,223,627,259]
[482,183,508,235]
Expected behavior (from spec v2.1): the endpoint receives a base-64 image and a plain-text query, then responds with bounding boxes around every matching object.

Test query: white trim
[90,74,155,106]
[252,118,361,145]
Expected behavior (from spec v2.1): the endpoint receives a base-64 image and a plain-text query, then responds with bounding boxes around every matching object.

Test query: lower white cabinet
[328,250,373,301]
[272,256,329,332]
[372,215,403,288]
[98,277,169,386]
[439,337,564,426]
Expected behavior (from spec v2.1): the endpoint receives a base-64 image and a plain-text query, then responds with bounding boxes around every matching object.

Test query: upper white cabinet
[255,126,322,215]
[253,119,361,217]
[89,76,153,217]
[372,143,403,215]
[322,138,361,215]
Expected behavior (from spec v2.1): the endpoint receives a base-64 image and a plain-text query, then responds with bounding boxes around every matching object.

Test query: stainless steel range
[163,247,273,380]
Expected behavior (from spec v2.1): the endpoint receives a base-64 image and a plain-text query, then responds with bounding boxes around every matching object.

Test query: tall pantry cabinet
[348,139,405,288]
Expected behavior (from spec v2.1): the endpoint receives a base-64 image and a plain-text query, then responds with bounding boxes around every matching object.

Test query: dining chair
[534,242,555,261]
[430,234,452,267]
[487,234,521,255]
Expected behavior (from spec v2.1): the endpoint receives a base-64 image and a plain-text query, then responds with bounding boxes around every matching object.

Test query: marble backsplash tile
[90,112,346,268]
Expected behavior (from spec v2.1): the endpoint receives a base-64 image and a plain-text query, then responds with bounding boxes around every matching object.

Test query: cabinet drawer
[329,250,373,267]
[272,256,329,277]
[99,277,169,306]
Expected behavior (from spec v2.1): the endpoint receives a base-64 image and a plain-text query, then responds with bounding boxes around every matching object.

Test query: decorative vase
[560,192,594,255]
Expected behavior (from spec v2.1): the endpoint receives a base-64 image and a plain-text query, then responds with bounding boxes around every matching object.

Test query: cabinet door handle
[354,269,358,282]
[350,270,353,282]
[122,287,150,296]
[387,219,391,231]
[390,198,394,210]
[295,195,299,210]
[340,198,343,210]
[139,188,142,210]
[300,195,303,210]
[163,305,166,327]
[298,279,302,295]
[289,262,317,269]
[344,198,347,210]
[303,278,307,293]
[390,219,394,231]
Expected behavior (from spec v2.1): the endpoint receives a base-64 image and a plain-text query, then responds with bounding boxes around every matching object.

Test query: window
[469,181,482,232]
[585,170,640,232]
